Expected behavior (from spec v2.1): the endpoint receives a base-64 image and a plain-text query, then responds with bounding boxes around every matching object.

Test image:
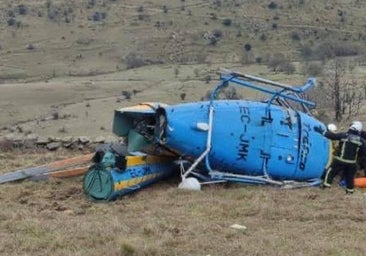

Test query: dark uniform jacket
[324,129,366,164]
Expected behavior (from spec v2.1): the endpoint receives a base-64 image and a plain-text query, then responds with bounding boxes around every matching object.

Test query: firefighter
[315,121,366,194]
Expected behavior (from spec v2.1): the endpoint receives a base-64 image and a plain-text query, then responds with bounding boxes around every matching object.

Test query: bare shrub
[8,10,15,17]
[87,0,95,8]
[302,62,323,76]
[222,18,232,26]
[317,59,364,121]
[125,53,146,69]
[202,87,242,100]
[204,75,212,84]
[268,2,278,9]
[92,12,106,21]
[163,5,168,13]
[18,5,28,15]
[209,36,218,46]
[0,139,13,152]
[212,29,223,38]
[26,44,35,50]
[291,31,301,41]
[52,111,59,120]
[244,43,252,52]
[137,5,144,12]
[180,93,186,101]
[300,45,313,61]
[282,62,296,75]
[132,89,141,95]
[7,18,16,26]
[267,53,285,72]
[314,41,362,61]
[213,0,222,8]
[122,91,131,100]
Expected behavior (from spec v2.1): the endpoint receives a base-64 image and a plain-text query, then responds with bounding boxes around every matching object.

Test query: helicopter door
[294,112,330,179]
[266,108,299,179]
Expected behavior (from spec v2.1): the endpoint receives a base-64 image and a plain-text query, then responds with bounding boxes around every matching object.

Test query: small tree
[322,59,364,121]
[180,93,186,101]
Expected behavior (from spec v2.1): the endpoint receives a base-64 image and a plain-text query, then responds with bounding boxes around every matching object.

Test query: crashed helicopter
[83,69,331,201]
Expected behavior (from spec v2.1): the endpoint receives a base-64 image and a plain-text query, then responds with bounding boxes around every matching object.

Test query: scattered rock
[36,137,50,145]
[48,136,61,142]
[61,136,74,148]
[78,136,90,144]
[46,142,62,150]
[62,136,74,143]
[0,131,116,152]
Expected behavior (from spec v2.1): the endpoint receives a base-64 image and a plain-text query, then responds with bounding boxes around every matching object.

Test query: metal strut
[181,104,214,180]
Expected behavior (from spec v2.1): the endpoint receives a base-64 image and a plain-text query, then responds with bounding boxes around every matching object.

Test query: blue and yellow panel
[83,155,177,201]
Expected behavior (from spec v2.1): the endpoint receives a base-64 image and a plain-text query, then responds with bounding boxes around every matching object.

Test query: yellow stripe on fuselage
[114,173,163,191]
[126,155,173,167]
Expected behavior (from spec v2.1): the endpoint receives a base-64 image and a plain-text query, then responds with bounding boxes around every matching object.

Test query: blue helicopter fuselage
[158,100,330,180]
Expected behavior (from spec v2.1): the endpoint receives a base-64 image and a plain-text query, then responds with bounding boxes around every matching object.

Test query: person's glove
[314,126,325,134]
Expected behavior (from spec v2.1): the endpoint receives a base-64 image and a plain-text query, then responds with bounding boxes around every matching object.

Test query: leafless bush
[0,139,13,152]
[291,31,301,41]
[300,45,313,61]
[163,5,168,13]
[18,4,28,15]
[268,2,278,9]
[204,75,212,84]
[7,18,16,26]
[52,111,59,120]
[202,87,242,100]
[222,18,232,26]
[267,53,285,72]
[311,59,365,121]
[302,62,323,76]
[180,93,186,101]
[26,44,35,50]
[137,5,144,12]
[122,91,131,100]
[314,41,362,61]
[125,53,146,69]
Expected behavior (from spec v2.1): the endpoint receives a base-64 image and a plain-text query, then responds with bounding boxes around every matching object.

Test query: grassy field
[1,64,366,255]
[1,149,366,256]
[2,0,366,255]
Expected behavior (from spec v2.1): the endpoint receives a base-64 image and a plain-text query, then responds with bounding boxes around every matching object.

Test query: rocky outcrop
[0,133,120,152]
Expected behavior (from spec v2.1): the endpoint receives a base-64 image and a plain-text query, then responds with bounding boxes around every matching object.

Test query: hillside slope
[1,0,366,82]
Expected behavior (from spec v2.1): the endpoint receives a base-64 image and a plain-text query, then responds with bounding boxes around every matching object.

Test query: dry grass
[1,156,366,256]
